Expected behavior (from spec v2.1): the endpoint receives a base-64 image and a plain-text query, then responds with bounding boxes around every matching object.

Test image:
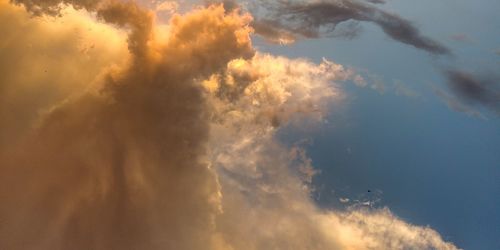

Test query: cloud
[10,0,101,16]
[0,2,253,249]
[207,55,457,249]
[443,69,500,115]
[449,33,473,43]
[434,87,486,119]
[393,80,420,99]
[251,0,450,55]
[365,0,386,4]
[0,0,128,150]
[0,1,459,249]
[207,54,352,127]
[155,1,179,13]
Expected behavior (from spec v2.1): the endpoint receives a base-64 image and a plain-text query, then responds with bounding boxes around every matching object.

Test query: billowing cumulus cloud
[0,1,459,249]
[206,53,457,250]
[1,1,252,249]
[0,0,128,151]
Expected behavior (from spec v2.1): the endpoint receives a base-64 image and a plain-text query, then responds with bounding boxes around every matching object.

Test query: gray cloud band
[365,0,386,4]
[444,69,500,115]
[247,0,500,116]
[251,0,450,55]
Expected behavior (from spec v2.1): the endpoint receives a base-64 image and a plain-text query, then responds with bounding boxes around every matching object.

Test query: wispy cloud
[365,0,386,4]
[394,80,421,99]
[251,0,450,55]
[449,33,473,43]
[494,48,500,56]
[443,69,500,115]
[434,86,487,119]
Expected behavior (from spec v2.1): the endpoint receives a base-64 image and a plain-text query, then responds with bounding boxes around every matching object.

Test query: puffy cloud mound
[205,53,458,250]
[0,1,459,249]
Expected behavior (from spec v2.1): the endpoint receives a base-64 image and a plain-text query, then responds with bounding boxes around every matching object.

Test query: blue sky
[258,0,500,249]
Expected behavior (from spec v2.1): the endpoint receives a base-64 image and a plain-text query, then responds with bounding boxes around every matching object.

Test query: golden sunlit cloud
[0,0,459,249]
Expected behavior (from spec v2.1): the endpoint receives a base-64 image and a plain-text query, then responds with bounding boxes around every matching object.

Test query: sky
[0,0,498,249]
[258,1,500,249]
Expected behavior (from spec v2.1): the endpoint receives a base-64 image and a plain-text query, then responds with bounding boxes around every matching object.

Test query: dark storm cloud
[253,0,450,55]
[444,69,500,114]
